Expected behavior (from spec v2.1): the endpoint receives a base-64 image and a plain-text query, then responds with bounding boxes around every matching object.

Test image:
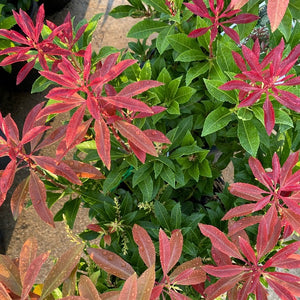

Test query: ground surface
[0,0,138,281]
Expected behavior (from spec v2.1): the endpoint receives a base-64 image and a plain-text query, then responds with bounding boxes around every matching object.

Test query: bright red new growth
[184,0,258,56]
[220,39,300,135]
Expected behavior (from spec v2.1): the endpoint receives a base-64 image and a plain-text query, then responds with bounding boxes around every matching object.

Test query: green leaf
[127,19,168,39]
[237,108,253,121]
[168,33,199,53]
[156,25,175,54]
[174,87,196,104]
[275,110,293,127]
[138,176,153,202]
[204,79,238,103]
[132,163,152,187]
[196,17,210,50]
[278,7,292,41]
[82,13,103,46]
[175,49,206,62]
[198,159,212,177]
[160,166,176,188]
[186,62,209,85]
[169,144,205,158]
[289,0,300,19]
[288,21,300,48]
[140,60,152,80]
[168,77,182,100]
[156,156,176,171]
[202,107,232,136]
[171,203,182,229]
[167,101,180,115]
[0,15,16,29]
[31,76,52,93]
[238,119,260,157]
[154,161,164,179]
[54,198,81,229]
[143,0,170,14]
[103,162,128,193]
[188,164,200,181]
[154,201,171,231]
[109,5,135,18]
[168,116,193,150]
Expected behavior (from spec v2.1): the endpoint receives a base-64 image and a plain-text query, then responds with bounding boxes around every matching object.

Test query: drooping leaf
[88,248,135,280]
[10,176,30,220]
[29,170,54,227]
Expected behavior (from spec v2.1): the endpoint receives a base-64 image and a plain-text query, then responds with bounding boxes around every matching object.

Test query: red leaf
[221,26,240,44]
[17,59,36,85]
[83,44,92,82]
[263,96,275,135]
[188,27,211,38]
[184,1,210,18]
[128,141,146,163]
[273,89,300,113]
[88,248,135,280]
[0,160,17,205]
[204,274,243,300]
[239,237,257,264]
[204,264,247,278]
[94,118,111,169]
[38,102,80,119]
[0,29,29,44]
[132,224,156,268]
[29,170,54,227]
[227,215,262,237]
[280,151,299,186]
[114,121,157,157]
[102,95,152,113]
[10,176,30,220]
[32,156,82,185]
[222,204,257,220]
[168,229,183,273]
[199,224,244,261]
[211,246,232,266]
[4,114,19,143]
[170,257,205,285]
[266,277,296,300]
[19,237,38,285]
[40,70,77,88]
[248,157,272,188]
[119,273,137,300]
[229,182,267,201]
[219,80,253,91]
[267,0,289,32]
[63,160,105,179]
[118,80,163,97]
[65,105,86,148]
[282,207,300,234]
[22,102,45,138]
[143,130,171,144]
[21,251,50,300]
[268,254,300,269]
[150,285,164,300]
[21,125,50,145]
[159,229,171,276]
[232,51,247,72]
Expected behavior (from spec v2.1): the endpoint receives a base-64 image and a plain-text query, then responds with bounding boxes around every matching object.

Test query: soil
[0,0,139,281]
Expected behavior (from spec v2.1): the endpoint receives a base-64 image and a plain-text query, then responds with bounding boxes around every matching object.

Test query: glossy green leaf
[143,0,170,14]
[127,20,168,39]
[138,176,153,202]
[175,49,206,62]
[202,107,232,136]
[171,203,182,229]
[160,166,176,188]
[186,62,209,85]
[204,79,238,103]
[154,201,171,231]
[238,119,260,157]
[168,33,199,53]
[156,25,175,54]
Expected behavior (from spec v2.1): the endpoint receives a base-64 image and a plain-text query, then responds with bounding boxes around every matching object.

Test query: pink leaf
[227,215,262,236]
[219,80,253,91]
[0,160,17,204]
[230,0,249,9]
[248,157,272,188]
[21,125,50,145]
[22,102,45,137]
[168,229,183,273]
[267,0,289,32]
[222,204,257,220]
[239,237,257,264]
[280,151,299,186]
[128,141,146,163]
[202,265,247,277]
[17,59,36,85]
[263,96,275,135]
[132,224,156,268]
[88,248,135,280]
[29,170,54,227]
[159,229,171,276]
[199,224,244,261]
[119,273,137,300]
[137,265,155,300]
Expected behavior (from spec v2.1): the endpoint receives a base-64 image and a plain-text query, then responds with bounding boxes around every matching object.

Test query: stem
[109,124,131,153]
[34,167,67,190]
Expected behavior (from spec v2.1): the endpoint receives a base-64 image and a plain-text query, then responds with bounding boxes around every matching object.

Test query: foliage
[0,0,299,299]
